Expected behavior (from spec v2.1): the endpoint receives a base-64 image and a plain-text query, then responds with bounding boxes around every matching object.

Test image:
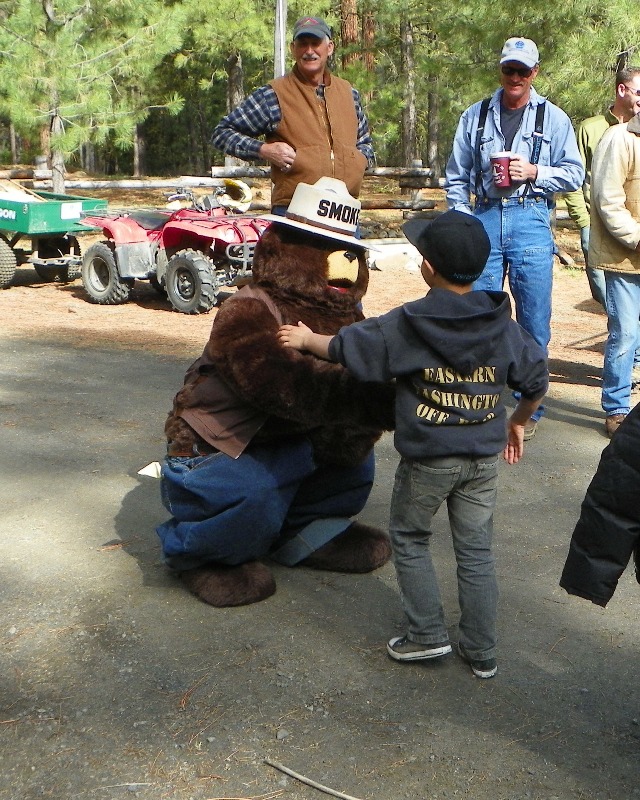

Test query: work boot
[605,414,626,439]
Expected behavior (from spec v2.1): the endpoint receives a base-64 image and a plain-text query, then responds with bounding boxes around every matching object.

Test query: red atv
[80,180,270,314]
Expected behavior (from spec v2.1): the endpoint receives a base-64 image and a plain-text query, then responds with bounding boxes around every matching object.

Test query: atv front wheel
[165,249,218,314]
[0,235,17,289]
[82,242,133,305]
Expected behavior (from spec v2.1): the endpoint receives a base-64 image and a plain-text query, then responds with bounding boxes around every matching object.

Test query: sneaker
[605,414,626,439]
[523,418,538,441]
[387,635,452,662]
[457,643,497,679]
[632,366,640,391]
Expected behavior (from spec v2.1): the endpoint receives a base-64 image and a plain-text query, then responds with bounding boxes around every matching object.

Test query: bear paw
[179,561,276,607]
[300,523,392,573]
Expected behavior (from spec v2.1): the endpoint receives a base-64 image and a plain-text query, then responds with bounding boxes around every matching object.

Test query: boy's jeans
[602,271,640,416]
[474,197,554,422]
[389,455,499,660]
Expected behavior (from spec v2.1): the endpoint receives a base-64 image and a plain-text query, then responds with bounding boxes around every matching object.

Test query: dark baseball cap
[293,16,332,40]
[402,211,490,285]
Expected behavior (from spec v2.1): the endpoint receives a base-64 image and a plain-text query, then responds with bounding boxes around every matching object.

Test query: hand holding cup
[490,151,514,188]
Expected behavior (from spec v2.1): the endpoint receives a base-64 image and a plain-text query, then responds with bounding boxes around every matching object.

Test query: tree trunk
[50,110,66,194]
[400,17,417,172]
[362,6,375,75]
[341,0,359,69]
[224,52,245,168]
[10,123,19,165]
[133,124,146,177]
[199,104,211,175]
[427,81,442,186]
[82,142,96,174]
[40,126,50,160]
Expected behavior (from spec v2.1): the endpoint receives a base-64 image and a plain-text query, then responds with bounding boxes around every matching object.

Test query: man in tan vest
[212,16,374,213]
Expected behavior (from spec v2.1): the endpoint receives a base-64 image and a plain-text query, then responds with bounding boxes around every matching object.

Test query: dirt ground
[2,186,638,800]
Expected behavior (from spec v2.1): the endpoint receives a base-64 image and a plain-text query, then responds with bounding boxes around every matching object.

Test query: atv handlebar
[166,179,253,214]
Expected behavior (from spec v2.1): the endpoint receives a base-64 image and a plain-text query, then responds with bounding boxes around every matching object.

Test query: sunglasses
[501,65,533,78]
[625,85,640,97]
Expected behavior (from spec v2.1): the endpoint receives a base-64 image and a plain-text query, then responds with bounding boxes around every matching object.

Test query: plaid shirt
[211,83,375,166]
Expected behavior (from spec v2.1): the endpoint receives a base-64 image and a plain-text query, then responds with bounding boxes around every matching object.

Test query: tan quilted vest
[267,68,367,207]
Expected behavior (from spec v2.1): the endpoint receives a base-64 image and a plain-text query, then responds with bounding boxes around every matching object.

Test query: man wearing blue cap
[212,16,374,213]
[445,37,584,440]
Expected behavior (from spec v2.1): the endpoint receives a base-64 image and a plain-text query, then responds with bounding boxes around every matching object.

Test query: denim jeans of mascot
[157,436,375,571]
[389,455,499,660]
[473,196,554,422]
[602,271,640,417]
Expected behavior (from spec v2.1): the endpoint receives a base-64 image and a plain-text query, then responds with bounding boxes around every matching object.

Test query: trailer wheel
[0,235,17,289]
[34,236,82,282]
[165,249,218,314]
[82,242,132,305]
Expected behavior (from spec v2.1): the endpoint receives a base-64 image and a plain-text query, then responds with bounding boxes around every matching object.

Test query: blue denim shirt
[445,87,584,213]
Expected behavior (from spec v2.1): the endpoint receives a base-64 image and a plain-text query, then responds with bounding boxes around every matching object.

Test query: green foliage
[0,0,183,163]
[2,0,640,173]
[337,0,640,165]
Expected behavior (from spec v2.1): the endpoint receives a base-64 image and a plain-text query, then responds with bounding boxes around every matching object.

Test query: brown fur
[164,224,395,605]
[180,562,276,607]
[300,523,392,573]
[166,224,395,465]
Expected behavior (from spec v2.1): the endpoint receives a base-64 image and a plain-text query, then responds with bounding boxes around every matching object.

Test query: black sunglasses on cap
[501,64,533,78]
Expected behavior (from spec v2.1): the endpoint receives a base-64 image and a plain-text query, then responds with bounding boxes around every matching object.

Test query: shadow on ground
[1,337,638,800]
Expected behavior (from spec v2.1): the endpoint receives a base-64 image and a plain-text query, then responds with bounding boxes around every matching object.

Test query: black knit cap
[402,210,490,285]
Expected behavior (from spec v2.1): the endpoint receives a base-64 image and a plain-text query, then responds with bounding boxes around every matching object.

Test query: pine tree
[0,0,183,190]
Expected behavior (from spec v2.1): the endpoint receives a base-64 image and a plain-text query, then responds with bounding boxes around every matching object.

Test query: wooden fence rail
[28,165,437,212]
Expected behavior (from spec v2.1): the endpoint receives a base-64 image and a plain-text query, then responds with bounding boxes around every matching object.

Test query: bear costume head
[253,176,371,329]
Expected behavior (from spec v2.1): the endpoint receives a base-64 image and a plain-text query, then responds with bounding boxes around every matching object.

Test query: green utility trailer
[0,185,107,288]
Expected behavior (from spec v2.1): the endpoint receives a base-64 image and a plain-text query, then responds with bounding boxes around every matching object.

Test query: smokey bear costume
[156,178,395,607]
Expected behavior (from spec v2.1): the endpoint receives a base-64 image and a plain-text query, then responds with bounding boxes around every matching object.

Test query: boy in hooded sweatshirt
[278,209,548,678]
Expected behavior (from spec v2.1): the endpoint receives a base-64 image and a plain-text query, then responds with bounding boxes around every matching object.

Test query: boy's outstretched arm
[504,394,545,465]
[278,321,335,360]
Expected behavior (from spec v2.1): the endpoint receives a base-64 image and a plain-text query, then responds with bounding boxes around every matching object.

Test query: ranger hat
[293,16,332,40]
[499,37,539,68]
[402,210,490,284]
[263,177,376,250]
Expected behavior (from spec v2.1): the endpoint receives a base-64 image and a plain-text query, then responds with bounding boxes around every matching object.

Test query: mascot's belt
[167,441,220,458]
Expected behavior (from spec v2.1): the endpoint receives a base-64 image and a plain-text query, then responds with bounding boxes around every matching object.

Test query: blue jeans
[474,197,554,421]
[602,271,640,416]
[584,253,640,365]
[587,265,608,308]
[389,455,499,660]
[156,436,375,571]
